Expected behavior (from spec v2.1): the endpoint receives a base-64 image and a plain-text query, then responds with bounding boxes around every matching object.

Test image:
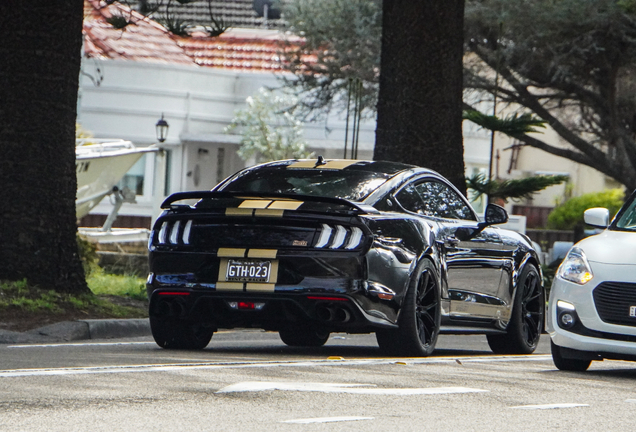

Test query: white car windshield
[615,197,636,231]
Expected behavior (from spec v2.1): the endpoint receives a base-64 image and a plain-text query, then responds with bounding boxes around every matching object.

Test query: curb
[80,318,151,339]
[0,319,151,344]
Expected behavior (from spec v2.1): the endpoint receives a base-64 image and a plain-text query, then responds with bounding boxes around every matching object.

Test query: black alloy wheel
[377,259,441,357]
[550,340,592,372]
[279,326,330,347]
[150,316,214,350]
[487,264,544,355]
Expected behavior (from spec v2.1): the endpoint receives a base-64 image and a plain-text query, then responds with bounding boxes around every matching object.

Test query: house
[79,0,612,234]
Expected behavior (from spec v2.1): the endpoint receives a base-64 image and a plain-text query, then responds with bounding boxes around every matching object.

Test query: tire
[150,316,214,350]
[551,341,591,372]
[279,326,330,347]
[487,263,544,355]
[377,259,441,357]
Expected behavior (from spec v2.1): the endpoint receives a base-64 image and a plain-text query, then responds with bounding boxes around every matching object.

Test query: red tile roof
[83,1,295,73]
[83,0,193,64]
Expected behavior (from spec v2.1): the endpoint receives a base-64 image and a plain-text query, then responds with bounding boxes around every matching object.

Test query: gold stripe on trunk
[216,282,244,291]
[239,200,272,209]
[217,248,246,257]
[248,249,278,259]
[245,283,276,292]
[226,208,253,217]
[268,200,303,210]
[254,209,284,217]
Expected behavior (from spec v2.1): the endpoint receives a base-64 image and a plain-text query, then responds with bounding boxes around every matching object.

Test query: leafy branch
[462,110,546,136]
[466,173,569,203]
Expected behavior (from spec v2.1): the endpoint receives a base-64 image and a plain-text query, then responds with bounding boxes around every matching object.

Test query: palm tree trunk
[375,0,466,195]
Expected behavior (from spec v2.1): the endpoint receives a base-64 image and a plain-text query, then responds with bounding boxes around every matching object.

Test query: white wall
[79,57,582,222]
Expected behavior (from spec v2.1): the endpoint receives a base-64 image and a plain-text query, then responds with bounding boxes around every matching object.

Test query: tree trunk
[0,1,88,293]
[375,0,466,195]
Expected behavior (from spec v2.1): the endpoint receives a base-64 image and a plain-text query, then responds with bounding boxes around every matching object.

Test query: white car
[548,197,636,371]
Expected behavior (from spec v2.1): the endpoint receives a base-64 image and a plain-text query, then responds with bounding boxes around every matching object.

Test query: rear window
[218,168,389,201]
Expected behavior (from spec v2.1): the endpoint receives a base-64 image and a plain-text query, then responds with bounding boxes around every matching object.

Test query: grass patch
[87,270,147,301]
[0,278,147,326]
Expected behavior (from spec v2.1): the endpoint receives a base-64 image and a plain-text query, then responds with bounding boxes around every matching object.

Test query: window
[118,154,147,196]
[395,183,426,214]
[219,168,389,201]
[396,180,476,221]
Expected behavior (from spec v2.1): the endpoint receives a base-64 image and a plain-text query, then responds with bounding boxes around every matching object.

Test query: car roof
[253,158,423,176]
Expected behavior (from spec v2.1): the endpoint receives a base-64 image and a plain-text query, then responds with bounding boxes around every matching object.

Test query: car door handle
[446,236,460,247]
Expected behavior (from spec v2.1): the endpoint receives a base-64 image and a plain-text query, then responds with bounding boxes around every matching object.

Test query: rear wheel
[487,264,543,354]
[551,341,591,372]
[150,316,214,350]
[279,326,330,347]
[377,259,441,357]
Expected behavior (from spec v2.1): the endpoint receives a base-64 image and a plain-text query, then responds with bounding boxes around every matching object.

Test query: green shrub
[547,189,625,230]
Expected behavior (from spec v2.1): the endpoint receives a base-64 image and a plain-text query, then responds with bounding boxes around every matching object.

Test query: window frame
[392,175,478,221]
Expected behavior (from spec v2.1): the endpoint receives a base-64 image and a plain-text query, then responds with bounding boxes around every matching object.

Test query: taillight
[314,224,364,250]
[155,220,193,245]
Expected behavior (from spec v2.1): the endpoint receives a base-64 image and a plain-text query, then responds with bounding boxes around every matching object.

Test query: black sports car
[147,158,544,356]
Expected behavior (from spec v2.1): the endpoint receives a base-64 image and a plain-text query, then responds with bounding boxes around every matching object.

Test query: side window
[394,183,426,214]
[415,181,476,220]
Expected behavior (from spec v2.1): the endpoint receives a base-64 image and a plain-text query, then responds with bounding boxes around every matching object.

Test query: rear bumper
[147,281,398,333]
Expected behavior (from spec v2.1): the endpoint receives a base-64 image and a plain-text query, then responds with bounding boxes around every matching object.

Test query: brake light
[314,224,364,250]
[227,301,266,310]
[155,219,193,246]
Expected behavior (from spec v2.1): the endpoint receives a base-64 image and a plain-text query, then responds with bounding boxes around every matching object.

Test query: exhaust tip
[316,305,335,321]
[334,307,351,323]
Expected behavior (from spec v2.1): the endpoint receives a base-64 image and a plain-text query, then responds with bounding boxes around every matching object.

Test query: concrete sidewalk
[0,319,151,344]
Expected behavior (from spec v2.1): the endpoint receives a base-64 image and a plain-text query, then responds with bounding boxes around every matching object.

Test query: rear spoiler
[161,191,379,214]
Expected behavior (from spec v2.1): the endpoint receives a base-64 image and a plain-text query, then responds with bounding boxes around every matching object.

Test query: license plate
[225,260,272,283]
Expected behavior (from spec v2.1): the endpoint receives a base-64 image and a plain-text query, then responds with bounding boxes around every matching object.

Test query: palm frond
[463,110,546,136]
[467,173,569,202]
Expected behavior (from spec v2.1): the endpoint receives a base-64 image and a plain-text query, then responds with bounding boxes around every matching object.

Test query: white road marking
[0,354,552,379]
[282,416,373,424]
[626,399,636,403]
[216,381,488,395]
[7,342,155,349]
[510,403,589,410]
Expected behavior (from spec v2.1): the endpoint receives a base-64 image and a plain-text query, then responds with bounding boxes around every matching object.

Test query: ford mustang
[147,158,543,356]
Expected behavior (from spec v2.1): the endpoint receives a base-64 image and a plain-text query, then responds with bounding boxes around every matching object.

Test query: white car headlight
[557,247,594,285]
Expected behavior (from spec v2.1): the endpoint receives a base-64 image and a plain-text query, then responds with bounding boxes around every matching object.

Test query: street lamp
[155,114,169,143]
[152,114,169,224]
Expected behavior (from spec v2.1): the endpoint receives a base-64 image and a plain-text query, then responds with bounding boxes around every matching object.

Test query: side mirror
[485,203,509,225]
[584,207,609,228]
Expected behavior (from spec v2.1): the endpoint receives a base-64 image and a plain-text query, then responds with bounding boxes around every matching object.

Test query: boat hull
[76,141,155,219]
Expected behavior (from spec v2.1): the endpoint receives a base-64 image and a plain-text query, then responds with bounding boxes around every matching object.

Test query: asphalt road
[1,332,636,431]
